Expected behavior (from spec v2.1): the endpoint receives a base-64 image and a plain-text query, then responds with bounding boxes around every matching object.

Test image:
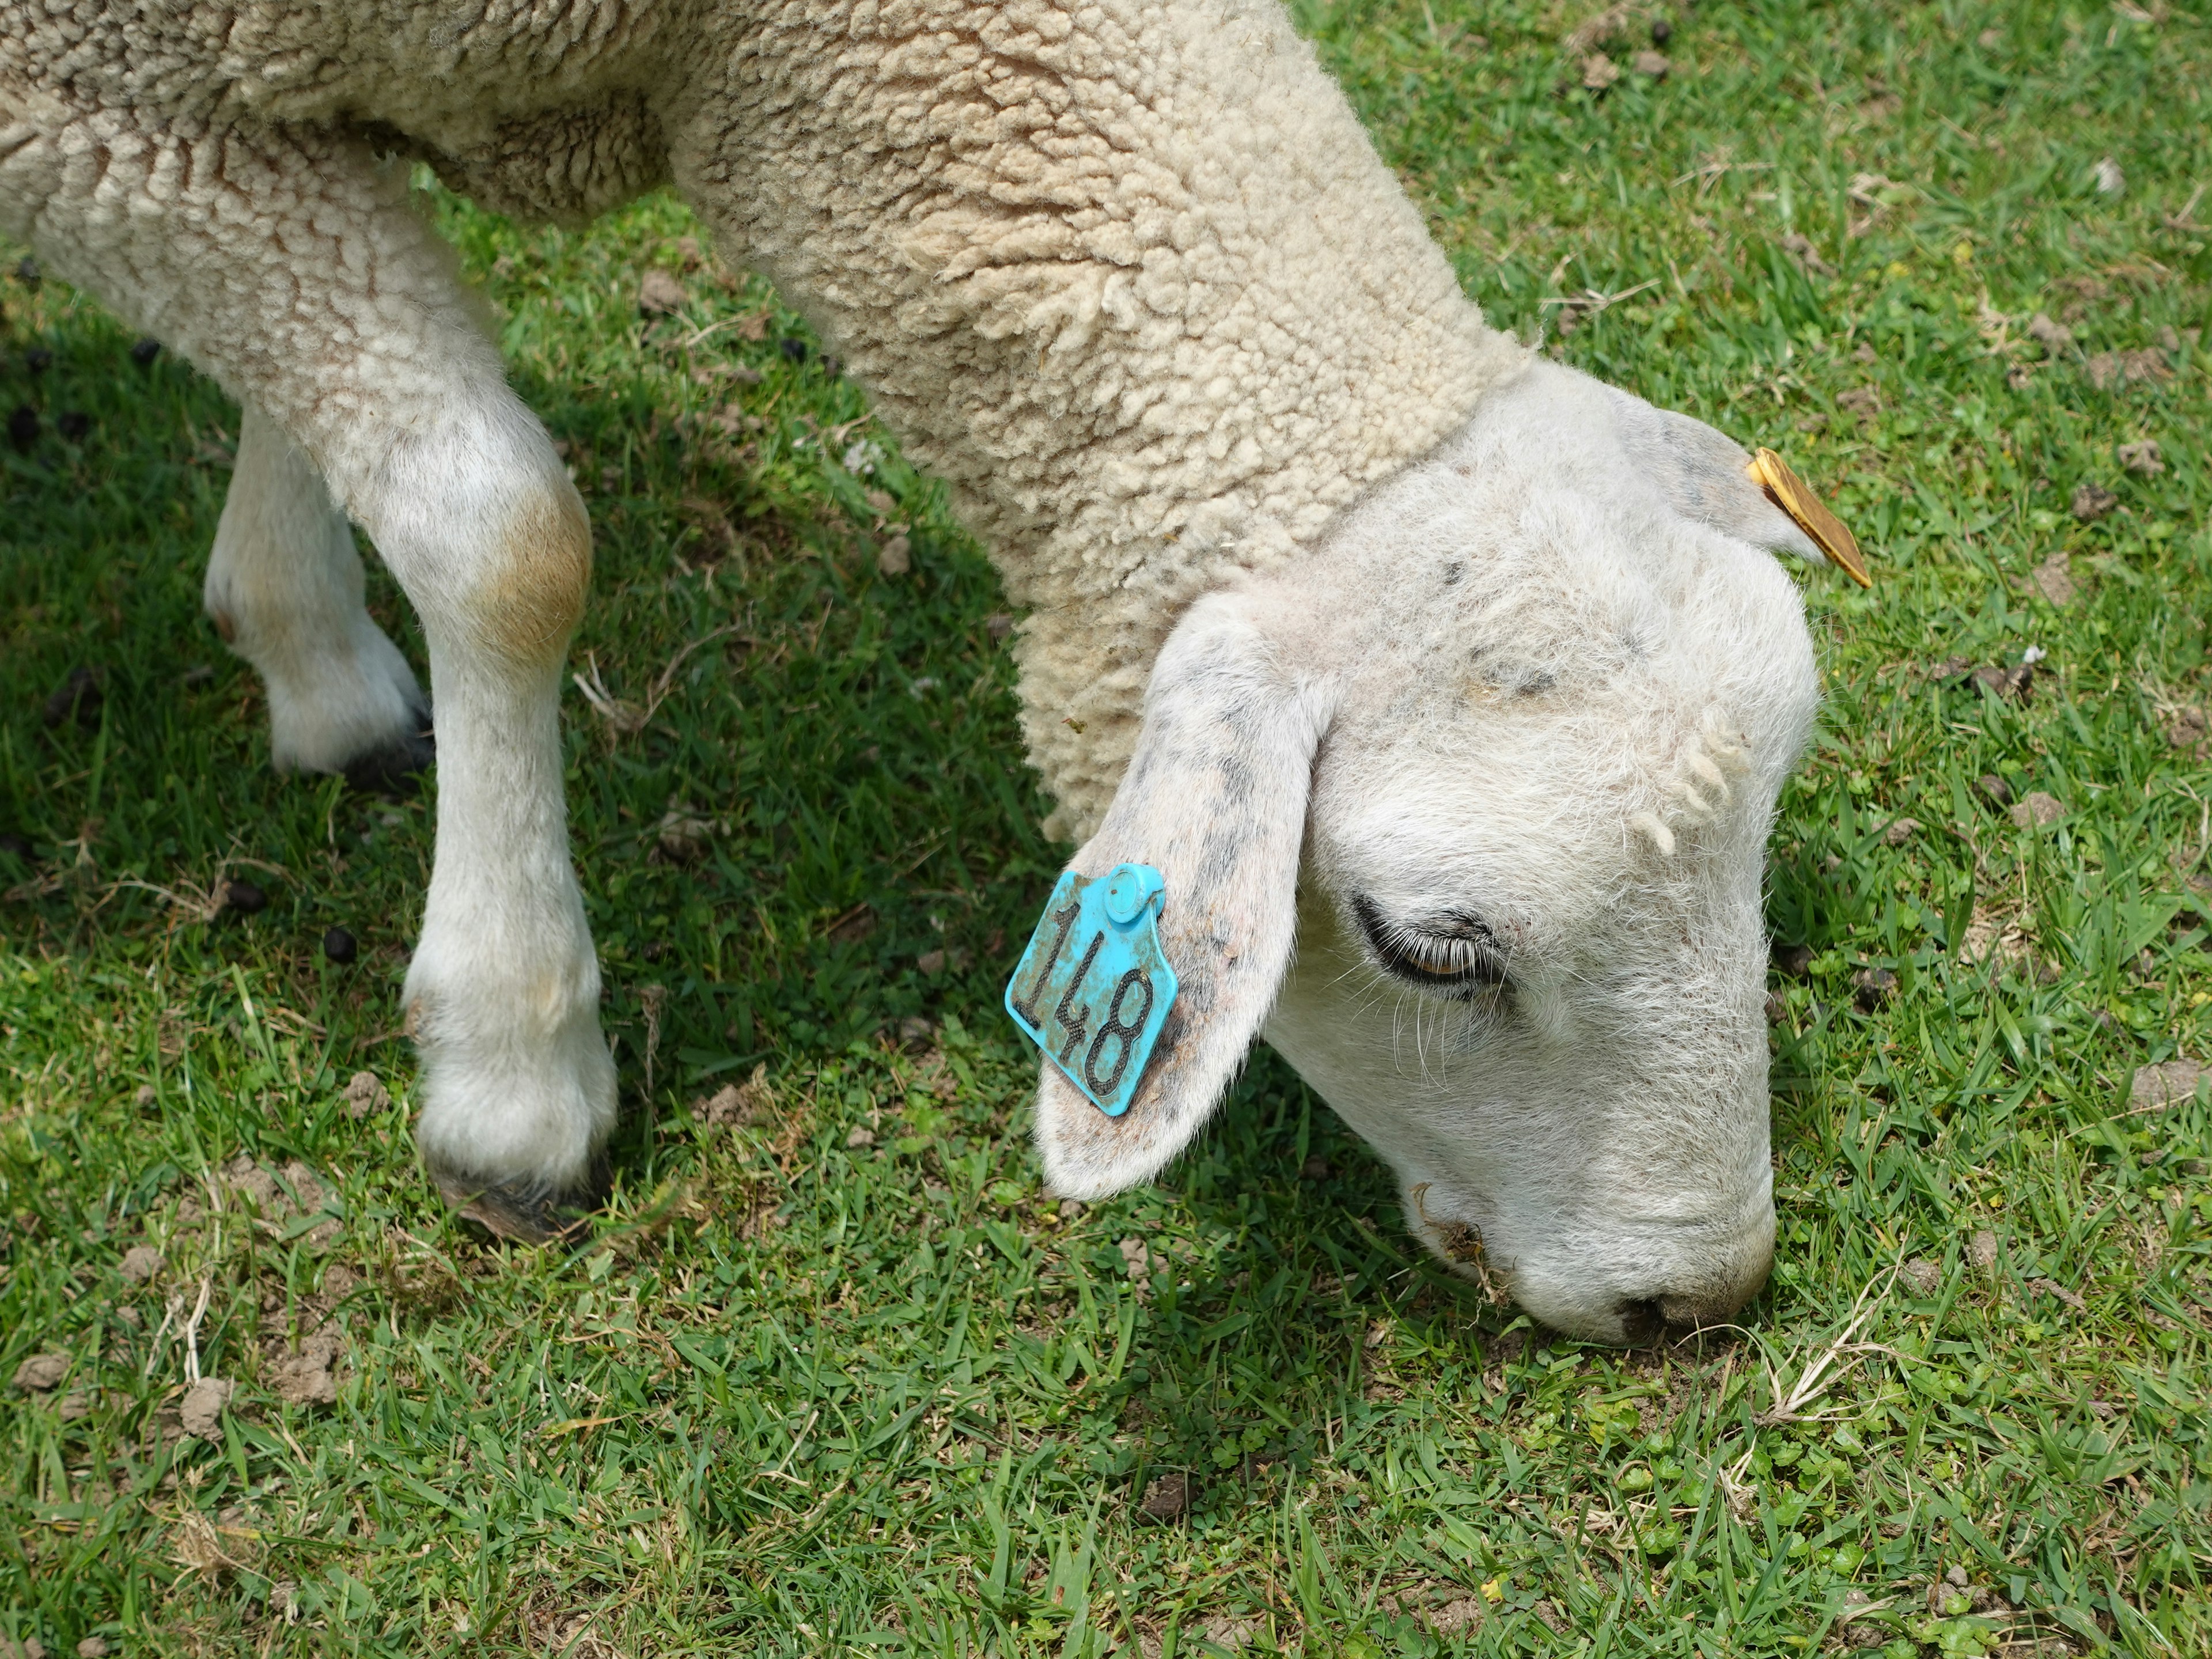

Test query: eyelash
[1351,896,1510,994]
[1392,935,1503,981]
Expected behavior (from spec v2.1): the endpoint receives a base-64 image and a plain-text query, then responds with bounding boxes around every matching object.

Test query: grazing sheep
[1,0,1857,1339]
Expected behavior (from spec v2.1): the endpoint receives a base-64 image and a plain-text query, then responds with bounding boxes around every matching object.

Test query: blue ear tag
[1005,863,1178,1118]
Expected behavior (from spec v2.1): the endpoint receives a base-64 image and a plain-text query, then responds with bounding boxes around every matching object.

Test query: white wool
[2,0,1520,837]
[679,0,1527,834]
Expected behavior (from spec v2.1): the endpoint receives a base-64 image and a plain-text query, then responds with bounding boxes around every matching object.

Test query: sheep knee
[476,484,592,665]
[355,406,592,670]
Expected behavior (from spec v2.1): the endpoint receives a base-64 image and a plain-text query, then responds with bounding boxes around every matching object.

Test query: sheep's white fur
[2,0,1837,1332]
[1045,363,1823,1339]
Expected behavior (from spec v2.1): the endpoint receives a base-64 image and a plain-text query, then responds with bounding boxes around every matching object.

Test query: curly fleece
[2,0,1523,833]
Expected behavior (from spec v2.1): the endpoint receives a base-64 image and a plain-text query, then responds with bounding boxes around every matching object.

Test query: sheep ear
[1029,594,1331,1200]
[1624,405,1870,583]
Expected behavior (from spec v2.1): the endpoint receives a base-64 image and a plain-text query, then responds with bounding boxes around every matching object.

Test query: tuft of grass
[3,2,2210,1653]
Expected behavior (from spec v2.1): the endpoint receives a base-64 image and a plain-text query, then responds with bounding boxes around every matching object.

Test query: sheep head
[1030,359,1837,1344]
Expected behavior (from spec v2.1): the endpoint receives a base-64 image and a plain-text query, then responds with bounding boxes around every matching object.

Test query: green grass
[3,1,2210,1652]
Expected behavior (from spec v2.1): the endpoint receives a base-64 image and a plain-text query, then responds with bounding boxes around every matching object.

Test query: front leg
[18,120,619,1236]
[363,392,619,1236]
[206,403,434,791]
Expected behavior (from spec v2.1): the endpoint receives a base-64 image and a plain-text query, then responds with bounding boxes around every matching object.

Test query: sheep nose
[1620,1230,1775,1344]
[1616,1297,1665,1346]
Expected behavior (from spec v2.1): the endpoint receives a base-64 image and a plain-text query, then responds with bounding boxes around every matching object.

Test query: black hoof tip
[343,719,435,798]
[431,1157,608,1246]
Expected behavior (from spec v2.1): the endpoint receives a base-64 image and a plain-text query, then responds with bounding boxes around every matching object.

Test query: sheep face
[1033,361,1831,1344]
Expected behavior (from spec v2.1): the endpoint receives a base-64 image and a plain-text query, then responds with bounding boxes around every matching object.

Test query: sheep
[0,0,1858,1338]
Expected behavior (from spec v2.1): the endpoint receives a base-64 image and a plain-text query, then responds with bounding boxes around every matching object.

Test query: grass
[2,0,2210,1653]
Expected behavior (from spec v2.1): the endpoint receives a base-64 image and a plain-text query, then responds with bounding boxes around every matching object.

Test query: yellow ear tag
[1747,448,1872,588]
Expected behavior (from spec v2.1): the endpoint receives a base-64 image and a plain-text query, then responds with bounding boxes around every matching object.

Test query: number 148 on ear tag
[1005,863,1177,1118]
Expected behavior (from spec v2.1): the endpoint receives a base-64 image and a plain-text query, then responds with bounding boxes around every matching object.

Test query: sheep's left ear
[1622,403,1872,585]
[1031,592,1333,1200]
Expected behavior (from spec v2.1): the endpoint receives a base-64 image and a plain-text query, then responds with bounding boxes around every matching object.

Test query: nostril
[1617,1297,1665,1346]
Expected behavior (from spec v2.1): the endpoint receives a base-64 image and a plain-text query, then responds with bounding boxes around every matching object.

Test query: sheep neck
[673,0,1523,836]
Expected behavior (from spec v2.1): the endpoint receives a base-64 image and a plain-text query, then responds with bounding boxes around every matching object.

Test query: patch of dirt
[1197,1612,1261,1652]
[2132,1058,2206,1111]
[12,1353,69,1391]
[1137,1471,1190,1521]
[637,268,687,317]
[1429,1594,1487,1635]
[342,1071,389,1119]
[172,1507,256,1578]
[1118,1237,1166,1299]
[521,1593,625,1659]
[268,1327,344,1407]
[1380,1581,1488,1637]
[1564,3,1645,54]
[2071,480,2119,521]
[2085,349,2171,391]
[221,1156,342,1249]
[178,1376,233,1440]
[2164,706,2209,757]
[2118,439,2163,476]
[1959,910,2043,978]
[2009,791,2066,828]
[2031,552,2077,607]
[695,1064,774,1130]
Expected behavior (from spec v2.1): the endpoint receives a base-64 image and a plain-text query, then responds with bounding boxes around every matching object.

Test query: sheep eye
[1350,895,1509,995]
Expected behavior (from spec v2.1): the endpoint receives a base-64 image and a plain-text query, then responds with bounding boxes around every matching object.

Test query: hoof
[343,718,435,798]
[431,1158,606,1245]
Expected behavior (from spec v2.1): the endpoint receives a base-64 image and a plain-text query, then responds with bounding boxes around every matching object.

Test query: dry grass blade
[1753,1268,1898,1427]
[574,625,745,740]
[171,1511,239,1578]
[572,652,648,735]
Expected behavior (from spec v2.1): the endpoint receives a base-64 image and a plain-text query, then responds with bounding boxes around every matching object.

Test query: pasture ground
[3,1,2211,1653]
